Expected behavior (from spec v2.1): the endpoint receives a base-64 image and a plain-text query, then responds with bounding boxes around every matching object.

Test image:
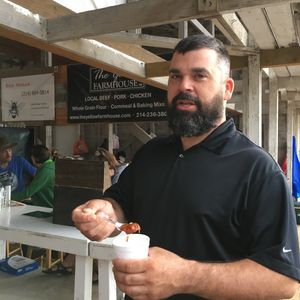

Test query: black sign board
[67,64,167,123]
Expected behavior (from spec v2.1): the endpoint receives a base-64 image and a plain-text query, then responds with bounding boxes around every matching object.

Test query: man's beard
[167,92,224,137]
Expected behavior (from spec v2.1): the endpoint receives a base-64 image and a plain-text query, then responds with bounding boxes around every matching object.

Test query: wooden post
[268,71,279,160]
[247,54,262,146]
[287,100,294,188]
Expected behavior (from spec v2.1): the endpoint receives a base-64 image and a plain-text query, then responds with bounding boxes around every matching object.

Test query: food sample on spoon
[120,222,141,234]
[82,208,141,234]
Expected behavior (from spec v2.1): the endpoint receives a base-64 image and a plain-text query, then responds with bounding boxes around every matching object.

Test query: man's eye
[194,74,205,80]
[169,74,180,79]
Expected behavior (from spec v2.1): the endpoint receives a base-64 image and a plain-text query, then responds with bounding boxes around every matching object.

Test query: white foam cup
[112,233,150,259]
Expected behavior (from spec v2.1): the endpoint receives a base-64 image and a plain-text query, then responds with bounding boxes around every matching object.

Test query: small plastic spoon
[83,208,140,234]
[97,211,141,234]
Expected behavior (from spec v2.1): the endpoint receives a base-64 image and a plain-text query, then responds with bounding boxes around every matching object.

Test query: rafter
[0,0,167,89]
[212,13,248,46]
[145,56,250,78]
[189,19,212,36]
[0,0,46,40]
[46,0,297,42]
[278,76,300,89]
[260,47,300,67]
[4,0,300,90]
[292,3,300,46]
[145,47,300,77]
[8,0,165,64]
[6,0,73,18]
[285,91,300,100]
[97,32,178,49]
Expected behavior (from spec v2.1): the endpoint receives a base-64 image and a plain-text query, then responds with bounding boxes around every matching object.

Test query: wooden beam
[286,91,300,101]
[130,123,152,144]
[220,0,296,12]
[145,56,248,77]
[46,0,204,42]
[212,13,248,46]
[145,61,170,78]
[53,39,166,89]
[145,47,300,77]
[0,0,167,89]
[291,2,300,45]
[99,40,164,63]
[189,19,212,37]
[9,0,165,65]
[260,47,300,67]
[278,76,300,89]
[7,0,73,18]
[46,0,296,42]
[98,32,179,49]
[0,25,167,90]
[98,33,257,56]
[226,45,259,56]
[95,32,259,58]
[0,0,47,40]
[231,56,249,69]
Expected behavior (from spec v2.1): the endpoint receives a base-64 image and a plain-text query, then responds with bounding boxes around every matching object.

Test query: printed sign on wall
[1,73,55,122]
[68,64,167,123]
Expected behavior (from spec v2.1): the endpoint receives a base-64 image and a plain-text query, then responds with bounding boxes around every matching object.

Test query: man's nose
[178,77,193,92]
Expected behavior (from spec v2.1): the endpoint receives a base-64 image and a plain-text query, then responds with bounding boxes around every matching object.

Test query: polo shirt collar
[168,118,236,155]
[200,118,236,154]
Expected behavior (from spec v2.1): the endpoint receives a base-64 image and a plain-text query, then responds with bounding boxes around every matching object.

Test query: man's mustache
[172,92,200,105]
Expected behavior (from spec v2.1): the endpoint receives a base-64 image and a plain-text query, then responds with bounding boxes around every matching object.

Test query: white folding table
[89,239,118,300]
[0,204,93,300]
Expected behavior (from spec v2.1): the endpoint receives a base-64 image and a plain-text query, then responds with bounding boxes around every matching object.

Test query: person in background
[95,147,128,184]
[115,150,126,164]
[73,34,300,300]
[72,135,89,157]
[100,138,108,150]
[280,156,287,176]
[0,136,36,192]
[51,148,60,162]
[12,145,55,208]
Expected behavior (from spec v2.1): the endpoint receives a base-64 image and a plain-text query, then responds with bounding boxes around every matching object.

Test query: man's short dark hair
[173,34,230,76]
[31,145,50,164]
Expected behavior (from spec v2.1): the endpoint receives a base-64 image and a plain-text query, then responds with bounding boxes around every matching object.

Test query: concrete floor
[0,265,298,300]
[0,268,99,300]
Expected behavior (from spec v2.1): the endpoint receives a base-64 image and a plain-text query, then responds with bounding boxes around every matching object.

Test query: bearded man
[72,35,300,300]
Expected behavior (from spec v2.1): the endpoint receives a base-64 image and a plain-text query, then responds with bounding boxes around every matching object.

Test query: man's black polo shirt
[105,119,300,299]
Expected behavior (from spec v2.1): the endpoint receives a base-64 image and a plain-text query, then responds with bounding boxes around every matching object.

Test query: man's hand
[72,199,117,241]
[113,247,190,300]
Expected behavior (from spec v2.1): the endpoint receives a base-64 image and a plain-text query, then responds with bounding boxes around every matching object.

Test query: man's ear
[224,78,234,101]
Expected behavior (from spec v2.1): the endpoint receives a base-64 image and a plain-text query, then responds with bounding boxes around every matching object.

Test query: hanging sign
[67,64,167,123]
[1,73,55,122]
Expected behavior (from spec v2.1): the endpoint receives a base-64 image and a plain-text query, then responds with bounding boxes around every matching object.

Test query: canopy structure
[0,0,300,182]
[0,0,299,90]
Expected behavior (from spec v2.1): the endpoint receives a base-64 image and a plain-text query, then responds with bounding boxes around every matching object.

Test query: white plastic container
[112,233,150,259]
